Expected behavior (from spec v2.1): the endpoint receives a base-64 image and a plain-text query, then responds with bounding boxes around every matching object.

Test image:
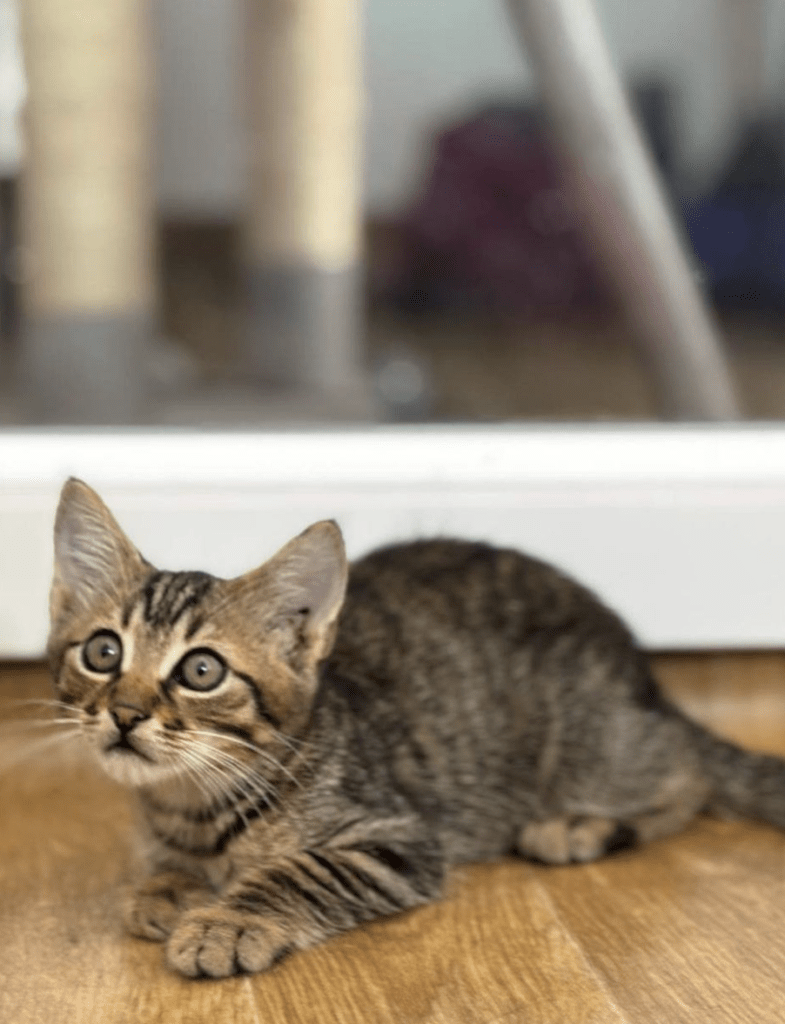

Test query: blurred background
[3,0,785,425]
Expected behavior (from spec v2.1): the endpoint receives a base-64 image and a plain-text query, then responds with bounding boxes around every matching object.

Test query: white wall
[154,0,785,218]
[6,426,785,658]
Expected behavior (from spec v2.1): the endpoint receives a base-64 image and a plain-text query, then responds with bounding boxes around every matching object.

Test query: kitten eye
[175,649,226,692]
[82,630,123,673]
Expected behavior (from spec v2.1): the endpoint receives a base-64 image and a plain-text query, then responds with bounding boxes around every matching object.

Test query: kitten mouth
[105,736,154,762]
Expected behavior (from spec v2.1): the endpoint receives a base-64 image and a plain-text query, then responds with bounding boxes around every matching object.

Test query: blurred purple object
[393,106,608,316]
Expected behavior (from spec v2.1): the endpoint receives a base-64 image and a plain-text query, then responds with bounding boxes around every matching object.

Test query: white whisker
[191,743,277,803]
[177,746,253,827]
[252,747,303,790]
[0,717,81,730]
[0,717,82,744]
[170,737,240,798]
[276,729,314,756]
[188,728,303,791]
[187,739,281,807]
[185,730,283,798]
[0,698,75,711]
[176,749,229,809]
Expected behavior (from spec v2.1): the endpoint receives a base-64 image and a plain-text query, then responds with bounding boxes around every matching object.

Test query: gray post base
[243,263,367,403]
[18,312,150,424]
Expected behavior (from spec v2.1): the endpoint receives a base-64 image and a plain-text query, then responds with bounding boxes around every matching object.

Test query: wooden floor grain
[3,655,785,1023]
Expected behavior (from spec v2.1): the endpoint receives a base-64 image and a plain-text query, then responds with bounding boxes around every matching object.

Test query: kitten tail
[689,722,785,828]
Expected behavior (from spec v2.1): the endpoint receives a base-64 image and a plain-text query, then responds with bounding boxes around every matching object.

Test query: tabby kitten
[48,478,785,978]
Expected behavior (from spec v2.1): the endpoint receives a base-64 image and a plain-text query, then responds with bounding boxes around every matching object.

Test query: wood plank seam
[529,873,632,1024]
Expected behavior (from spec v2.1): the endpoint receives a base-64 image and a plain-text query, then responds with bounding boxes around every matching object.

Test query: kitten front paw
[123,873,212,942]
[166,907,292,978]
[124,889,181,941]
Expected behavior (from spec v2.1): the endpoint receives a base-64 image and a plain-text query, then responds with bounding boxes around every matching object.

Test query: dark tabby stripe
[304,850,365,901]
[184,614,205,641]
[338,859,407,910]
[229,845,431,928]
[349,843,416,877]
[212,801,274,855]
[233,882,286,914]
[150,797,273,857]
[266,870,331,917]
[235,671,282,731]
[142,571,213,631]
[270,945,295,968]
[209,721,257,745]
[349,841,444,900]
[296,863,350,903]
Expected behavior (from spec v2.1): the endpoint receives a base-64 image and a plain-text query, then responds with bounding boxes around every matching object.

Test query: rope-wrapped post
[0,0,25,351]
[18,0,153,423]
[242,0,365,406]
[504,0,739,421]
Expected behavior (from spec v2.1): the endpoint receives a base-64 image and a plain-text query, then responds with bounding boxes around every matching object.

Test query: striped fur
[47,479,785,977]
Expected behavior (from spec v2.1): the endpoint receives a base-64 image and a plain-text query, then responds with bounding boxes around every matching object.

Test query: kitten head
[48,478,347,790]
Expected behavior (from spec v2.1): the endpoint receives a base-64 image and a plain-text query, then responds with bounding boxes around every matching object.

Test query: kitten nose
[110,704,149,734]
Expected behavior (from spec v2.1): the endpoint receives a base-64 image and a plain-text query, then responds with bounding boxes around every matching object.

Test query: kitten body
[47,480,785,977]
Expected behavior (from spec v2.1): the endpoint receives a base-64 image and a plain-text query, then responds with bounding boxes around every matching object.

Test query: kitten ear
[267,518,348,630]
[242,520,348,668]
[51,478,145,619]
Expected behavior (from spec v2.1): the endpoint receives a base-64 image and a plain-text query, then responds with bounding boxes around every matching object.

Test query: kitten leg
[516,816,635,864]
[166,837,444,977]
[592,763,712,853]
[622,779,710,845]
[517,818,572,864]
[563,786,707,862]
[124,870,215,942]
[517,772,710,866]
[567,816,637,861]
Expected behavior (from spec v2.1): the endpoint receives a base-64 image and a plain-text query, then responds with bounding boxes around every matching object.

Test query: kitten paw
[166,907,291,978]
[517,816,636,865]
[123,874,212,942]
[124,889,181,941]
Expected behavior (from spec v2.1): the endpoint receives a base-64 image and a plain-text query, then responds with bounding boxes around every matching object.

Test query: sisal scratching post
[242,0,365,407]
[18,0,153,423]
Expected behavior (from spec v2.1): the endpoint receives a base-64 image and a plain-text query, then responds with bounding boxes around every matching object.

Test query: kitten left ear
[51,478,145,621]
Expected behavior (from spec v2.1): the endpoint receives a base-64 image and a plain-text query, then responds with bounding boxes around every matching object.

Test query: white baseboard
[3,424,785,657]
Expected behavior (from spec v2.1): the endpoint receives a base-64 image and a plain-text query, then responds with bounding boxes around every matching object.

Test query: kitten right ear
[51,478,145,619]
[230,519,348,675]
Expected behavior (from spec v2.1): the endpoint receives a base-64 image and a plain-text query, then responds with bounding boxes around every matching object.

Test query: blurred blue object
[681,115,785,311]
[682,192,785,310]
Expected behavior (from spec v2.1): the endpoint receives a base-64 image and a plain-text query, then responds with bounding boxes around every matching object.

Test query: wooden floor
[3,655,785,1023]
